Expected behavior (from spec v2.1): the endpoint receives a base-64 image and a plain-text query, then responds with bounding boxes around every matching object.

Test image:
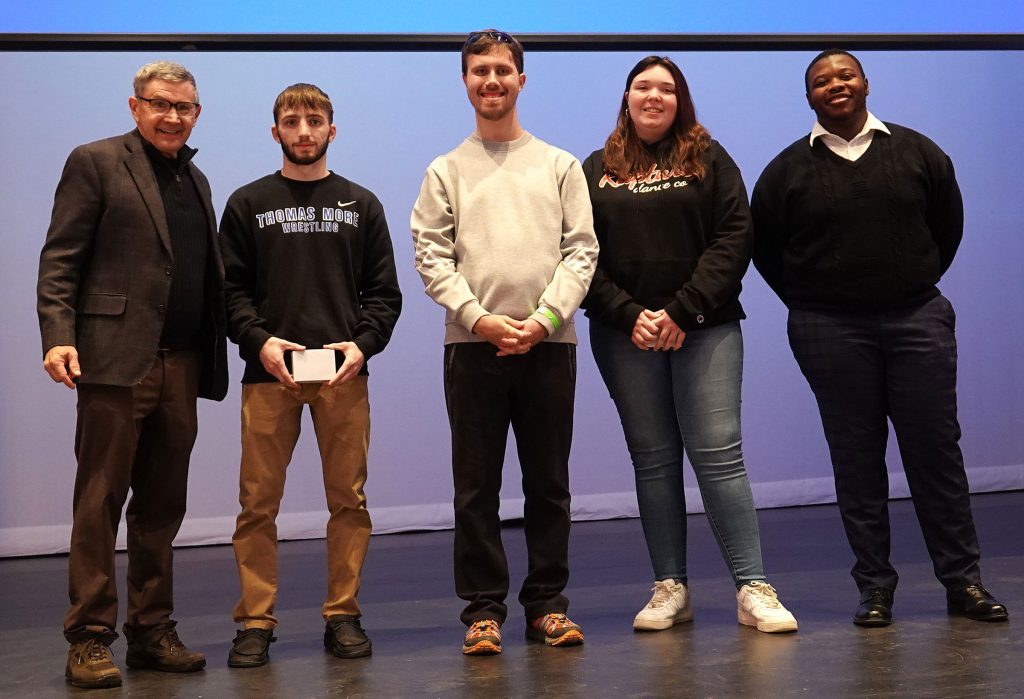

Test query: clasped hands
[472,315,548,356]
[260,336,364,389]
[632,309,685,351]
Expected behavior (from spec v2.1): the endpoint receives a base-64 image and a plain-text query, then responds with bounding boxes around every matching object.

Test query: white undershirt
[809,112,890,162]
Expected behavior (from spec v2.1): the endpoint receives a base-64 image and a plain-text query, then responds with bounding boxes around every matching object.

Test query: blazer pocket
[80,293,127,316]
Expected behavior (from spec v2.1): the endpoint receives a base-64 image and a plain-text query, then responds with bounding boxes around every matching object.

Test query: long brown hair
[602,56,710,182]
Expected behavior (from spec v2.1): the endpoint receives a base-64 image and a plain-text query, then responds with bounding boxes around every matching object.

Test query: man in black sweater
[751,50,1007,627]
[220,84,401,666]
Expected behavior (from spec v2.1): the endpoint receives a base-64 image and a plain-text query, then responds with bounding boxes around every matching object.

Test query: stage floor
[1,491,1021,697]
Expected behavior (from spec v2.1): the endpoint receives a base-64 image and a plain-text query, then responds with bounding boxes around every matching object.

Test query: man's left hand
[325,342,365,385]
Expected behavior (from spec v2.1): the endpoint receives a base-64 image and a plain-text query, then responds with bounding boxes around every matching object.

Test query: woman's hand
[652,311,685,351]
[631,309,662,350]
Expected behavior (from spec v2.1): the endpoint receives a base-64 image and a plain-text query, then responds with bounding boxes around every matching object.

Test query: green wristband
[538,307,560,331]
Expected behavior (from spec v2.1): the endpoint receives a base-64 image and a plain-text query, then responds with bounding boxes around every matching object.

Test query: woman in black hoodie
[582,55,797,635]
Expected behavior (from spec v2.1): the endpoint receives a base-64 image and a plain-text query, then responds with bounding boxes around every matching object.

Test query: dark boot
[124,621,206,672]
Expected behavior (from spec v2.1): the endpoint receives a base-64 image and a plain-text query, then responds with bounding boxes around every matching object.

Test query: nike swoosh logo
[337,200,356,207]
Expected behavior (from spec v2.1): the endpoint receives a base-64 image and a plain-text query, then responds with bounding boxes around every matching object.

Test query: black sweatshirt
[219,172,402,383]
[580,140,752,334]
[750,123,963,311]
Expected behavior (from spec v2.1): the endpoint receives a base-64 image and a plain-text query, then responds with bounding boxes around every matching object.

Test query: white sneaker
[737,581,798,633]
[633,580,694,631]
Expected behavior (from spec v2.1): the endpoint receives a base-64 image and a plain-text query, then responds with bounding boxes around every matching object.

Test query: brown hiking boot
[124,621,206,672]
[66,637,122,688]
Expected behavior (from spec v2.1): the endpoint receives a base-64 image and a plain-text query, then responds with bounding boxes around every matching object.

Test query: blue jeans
[589,320,764,587]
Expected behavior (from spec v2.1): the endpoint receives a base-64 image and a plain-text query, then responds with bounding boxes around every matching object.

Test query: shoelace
[539,613,573,632]
[467,620,499,639]
[648,582,678,608]
[160,626,186,651]
[747,582,782,609]
[85,639,109,662]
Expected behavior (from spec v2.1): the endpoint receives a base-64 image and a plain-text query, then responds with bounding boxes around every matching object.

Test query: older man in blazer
[37,61,227,690]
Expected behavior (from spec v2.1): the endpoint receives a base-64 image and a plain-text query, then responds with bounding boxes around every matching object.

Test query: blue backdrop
[1,31,1022,557]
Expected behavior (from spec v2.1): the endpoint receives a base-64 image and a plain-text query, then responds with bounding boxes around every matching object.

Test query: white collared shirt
[809,112,891,162]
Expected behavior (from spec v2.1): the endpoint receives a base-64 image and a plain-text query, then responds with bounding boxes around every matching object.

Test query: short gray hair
[133,61,199,102]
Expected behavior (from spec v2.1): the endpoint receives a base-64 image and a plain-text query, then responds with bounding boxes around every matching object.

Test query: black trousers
[65,351,200,642]
[444,342,576,625]
[788,294,981,594]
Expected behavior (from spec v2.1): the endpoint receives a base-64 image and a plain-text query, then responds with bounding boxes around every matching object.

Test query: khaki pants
[231,378,370,628]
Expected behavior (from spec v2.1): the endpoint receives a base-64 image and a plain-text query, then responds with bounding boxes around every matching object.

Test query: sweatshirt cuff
[664,300,706,332]
[529,306,561,336]
[614,301,647,335]
[352,335,379,362]
[457,300,490,334]
[240,327,273,362]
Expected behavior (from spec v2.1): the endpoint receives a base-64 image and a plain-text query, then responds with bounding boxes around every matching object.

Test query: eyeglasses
[464,30,515,47]
[135,95,200,118]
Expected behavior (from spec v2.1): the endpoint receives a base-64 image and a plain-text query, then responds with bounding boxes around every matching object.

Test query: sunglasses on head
[464,30,515,47]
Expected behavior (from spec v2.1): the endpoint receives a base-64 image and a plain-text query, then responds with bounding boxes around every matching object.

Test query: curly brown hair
[602,56,710,183]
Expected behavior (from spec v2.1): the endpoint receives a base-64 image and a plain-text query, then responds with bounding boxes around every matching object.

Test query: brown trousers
[65,351,200,642]
[231,378,371,629]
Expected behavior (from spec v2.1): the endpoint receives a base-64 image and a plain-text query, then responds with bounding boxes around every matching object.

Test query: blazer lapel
[122,131,173,256]
[190,162,225,276]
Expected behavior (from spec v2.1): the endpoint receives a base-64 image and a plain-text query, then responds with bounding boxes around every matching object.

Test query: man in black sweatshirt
[751,50,1007,627]
[219,84,401,666]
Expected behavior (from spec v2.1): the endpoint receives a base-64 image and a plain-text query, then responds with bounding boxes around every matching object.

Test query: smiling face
[129,78,200,157]
[626,64,678,144]
[806,53,869,138]
[463,45,525,123]
[272,106,335,166]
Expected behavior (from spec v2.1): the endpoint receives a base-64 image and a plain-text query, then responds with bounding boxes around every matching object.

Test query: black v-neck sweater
[751,123,963,311]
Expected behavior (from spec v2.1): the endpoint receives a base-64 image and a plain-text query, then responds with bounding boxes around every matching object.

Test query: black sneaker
[324,615,372,659]
[227,628,276,668]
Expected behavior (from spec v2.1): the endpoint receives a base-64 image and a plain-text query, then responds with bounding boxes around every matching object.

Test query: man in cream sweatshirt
[411,29,598,656]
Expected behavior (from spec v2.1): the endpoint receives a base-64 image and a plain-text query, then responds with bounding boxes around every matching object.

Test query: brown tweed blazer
[37,129,227,400]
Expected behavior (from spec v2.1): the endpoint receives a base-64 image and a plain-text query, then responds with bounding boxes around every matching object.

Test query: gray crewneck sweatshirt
[411,132,598,344]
